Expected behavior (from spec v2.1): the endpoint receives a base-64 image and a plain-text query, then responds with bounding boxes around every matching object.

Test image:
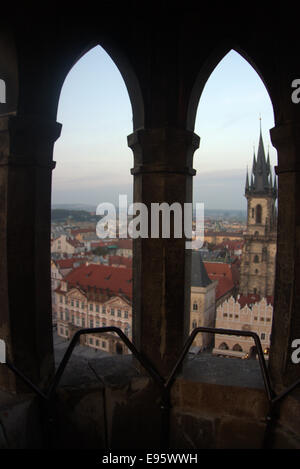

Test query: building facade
[55,264,132,354]
[51,234,85,256]
[213,295,273,358]
[190,251,217,350]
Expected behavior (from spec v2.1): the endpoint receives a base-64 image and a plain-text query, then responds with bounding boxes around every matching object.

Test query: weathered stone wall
[1,355,300,449]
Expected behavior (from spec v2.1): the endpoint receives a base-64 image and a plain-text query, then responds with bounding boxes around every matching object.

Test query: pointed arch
[0,29,18,114]
[54,40,144,131]
[219,342,229,350]
[233,343,243,352]
[186,43,275,131]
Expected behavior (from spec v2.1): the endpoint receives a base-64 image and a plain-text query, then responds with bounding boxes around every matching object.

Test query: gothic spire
[245,167,249,193]
[252,149,256,173]
[248,119,271,194]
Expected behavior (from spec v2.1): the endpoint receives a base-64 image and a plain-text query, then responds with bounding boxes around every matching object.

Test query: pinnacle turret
[245,121,276,199]
[245,168,249,192]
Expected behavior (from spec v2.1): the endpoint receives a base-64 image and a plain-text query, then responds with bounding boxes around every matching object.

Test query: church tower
[239,123,277,297]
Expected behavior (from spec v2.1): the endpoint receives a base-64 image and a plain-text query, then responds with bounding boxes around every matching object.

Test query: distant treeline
[51,209,99,222]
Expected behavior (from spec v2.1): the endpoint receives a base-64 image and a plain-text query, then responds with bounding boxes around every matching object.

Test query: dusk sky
[52,46,276,211]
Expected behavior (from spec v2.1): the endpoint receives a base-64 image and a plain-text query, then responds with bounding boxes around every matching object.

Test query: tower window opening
[256,204,262,224]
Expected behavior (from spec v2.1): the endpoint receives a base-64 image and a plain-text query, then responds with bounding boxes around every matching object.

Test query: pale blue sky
[52,46,276,210]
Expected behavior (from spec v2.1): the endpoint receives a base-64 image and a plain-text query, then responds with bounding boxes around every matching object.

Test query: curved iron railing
[3,326,300,449]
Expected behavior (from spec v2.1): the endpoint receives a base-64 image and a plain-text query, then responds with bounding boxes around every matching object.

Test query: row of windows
[88,337,107,349]
[58,313,130,334]
[219,333,270,352]
[59,297,129,318]
[222,313,271,322]
[58,327,110,350]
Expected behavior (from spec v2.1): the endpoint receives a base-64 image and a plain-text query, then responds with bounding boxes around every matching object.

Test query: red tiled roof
[67,238,84,248]
[109,255,132,268]
[62,263,132,299]
[71,228,95,236]
[238,294,274,308]
[213,240,244,250]
[204,262,237,300]
[56,258,87,269]
[117,239,132,249]
[215,277,235,300]
[90,241,106,248]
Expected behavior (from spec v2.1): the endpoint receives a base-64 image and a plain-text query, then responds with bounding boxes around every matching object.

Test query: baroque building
[239,126,277,297]
[55,263,132,354]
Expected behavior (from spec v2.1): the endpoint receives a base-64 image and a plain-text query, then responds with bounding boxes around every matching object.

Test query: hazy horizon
[52,47,276,211]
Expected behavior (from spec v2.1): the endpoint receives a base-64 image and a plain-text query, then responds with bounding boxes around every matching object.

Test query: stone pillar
[269,122,300,390]
[0,115,61,392]
[128,127,200,377]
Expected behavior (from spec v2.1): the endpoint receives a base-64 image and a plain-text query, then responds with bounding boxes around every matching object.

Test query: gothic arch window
[193,302,198,311]
[256,204,262,224]
[219,342,229,350]
[0,79,5,103]
[249,345,258,359]
[233,343,243,352]
[52,45,134,352]
[192,320,197,329]
[192,48,277,376]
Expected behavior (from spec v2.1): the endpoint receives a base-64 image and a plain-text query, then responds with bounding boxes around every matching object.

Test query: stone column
[269,122,300,390]
[128,127,200,377]
[0,115,61,392]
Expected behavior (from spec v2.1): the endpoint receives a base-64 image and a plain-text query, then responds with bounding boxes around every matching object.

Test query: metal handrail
[47,327,165,398]
[161,327,276,448]
[6,326,164,401]
[165,327,275,400]
[3,325,300,449]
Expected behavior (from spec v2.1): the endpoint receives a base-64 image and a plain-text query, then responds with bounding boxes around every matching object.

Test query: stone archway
[233,344,243,352]
[249,345,258,359]
[219,342,229,350]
